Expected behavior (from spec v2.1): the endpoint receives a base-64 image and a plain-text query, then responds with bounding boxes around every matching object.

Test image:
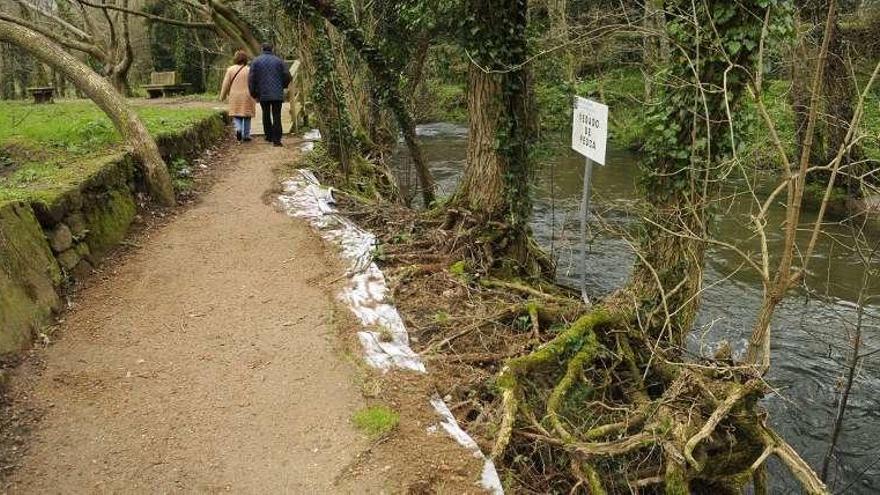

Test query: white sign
[571,96,608,165]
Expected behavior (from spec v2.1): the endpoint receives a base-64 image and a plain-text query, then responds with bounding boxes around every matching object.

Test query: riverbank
[387,122,880,492]
[300,140,591,492]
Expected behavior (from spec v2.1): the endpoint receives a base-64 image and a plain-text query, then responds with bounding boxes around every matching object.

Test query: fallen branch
[422,306,520,354]
[480,277,573,303]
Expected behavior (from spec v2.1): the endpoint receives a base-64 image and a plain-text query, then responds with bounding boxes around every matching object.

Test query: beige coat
[220,64,256,118]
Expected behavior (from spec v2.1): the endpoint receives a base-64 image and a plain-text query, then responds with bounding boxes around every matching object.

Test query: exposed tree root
[684,378,764,472]
[480,278,576,305]
[489,303,828,494]
[492,310,616,458]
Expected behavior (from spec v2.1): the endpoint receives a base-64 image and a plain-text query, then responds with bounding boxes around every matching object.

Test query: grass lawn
[0,100,219,204]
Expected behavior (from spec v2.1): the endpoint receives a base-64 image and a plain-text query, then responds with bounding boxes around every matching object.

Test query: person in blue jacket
[248,43,292,147]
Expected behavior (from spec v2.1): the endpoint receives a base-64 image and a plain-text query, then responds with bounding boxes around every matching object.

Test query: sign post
[571,96,609,304]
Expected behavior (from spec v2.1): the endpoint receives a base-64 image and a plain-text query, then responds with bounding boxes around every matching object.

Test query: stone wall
[0,202,62,353]
[0,112,227,357]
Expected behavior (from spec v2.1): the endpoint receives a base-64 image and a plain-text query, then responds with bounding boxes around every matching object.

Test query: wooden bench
[27,86,55,104]
[142,72,192,99]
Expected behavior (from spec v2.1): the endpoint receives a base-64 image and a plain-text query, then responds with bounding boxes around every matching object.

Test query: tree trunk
[108,0,134,96]
[459,67,506,216]
[626,196,709,348]
[0,43,12,100]
[548,0,574,81]
[641,0,668,100]
[454,0,540,273]
[792,3,861,197]
[624,0,768,349]
[0,19,175,206]
[821,15,861,196]
[306,18,358,175]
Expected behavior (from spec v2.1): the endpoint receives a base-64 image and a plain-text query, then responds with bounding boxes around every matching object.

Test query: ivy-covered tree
[451,0,550,276]
[625,0,789,348]
[301,14,361,175]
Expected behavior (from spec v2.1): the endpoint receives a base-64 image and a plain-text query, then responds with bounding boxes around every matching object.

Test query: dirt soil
[0,139,484,494]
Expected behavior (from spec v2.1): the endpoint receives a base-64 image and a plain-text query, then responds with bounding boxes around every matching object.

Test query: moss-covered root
[665,458,689,495]
[572,460,608,495]
[491,309,616,459]
[546,331,600,441]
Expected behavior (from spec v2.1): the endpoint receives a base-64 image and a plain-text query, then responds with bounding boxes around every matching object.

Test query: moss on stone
[83,188,137,260]
[0,202,61,355]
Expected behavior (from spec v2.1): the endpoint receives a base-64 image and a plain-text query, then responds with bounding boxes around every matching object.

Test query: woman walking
[219,50,256,142]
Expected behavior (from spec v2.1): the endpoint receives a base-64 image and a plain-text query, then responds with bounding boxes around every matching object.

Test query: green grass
[352,405,399,438]
[0,100,218,204]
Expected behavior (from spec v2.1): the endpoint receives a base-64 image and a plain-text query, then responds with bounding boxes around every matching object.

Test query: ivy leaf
[726,40,742,55]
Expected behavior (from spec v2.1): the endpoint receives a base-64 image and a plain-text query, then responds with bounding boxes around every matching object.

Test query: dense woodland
[2,0,880,493]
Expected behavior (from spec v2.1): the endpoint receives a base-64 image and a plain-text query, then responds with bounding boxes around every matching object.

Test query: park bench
[27,86,55,104]
[142,71,191,99]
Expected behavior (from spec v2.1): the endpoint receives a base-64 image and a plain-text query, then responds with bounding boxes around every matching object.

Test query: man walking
[248,43,292,147]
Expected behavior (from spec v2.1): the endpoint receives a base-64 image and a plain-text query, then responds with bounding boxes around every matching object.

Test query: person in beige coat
[219,50,256,142]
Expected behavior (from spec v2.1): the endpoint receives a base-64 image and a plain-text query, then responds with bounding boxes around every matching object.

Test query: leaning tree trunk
[0,19,175,205]
[209,0,261,56]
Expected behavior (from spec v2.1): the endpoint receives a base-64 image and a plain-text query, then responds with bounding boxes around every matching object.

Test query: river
[394,123,880,493]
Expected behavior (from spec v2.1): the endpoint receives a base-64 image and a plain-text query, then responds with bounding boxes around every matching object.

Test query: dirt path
[3,142,385,493]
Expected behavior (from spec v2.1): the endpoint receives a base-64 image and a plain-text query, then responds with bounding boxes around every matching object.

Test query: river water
[395,123,880,493]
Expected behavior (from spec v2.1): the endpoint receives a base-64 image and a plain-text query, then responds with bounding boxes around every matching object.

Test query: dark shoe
[264,136,272,142]
[235,130,242,141]
[273,142,283,147]
[243,137,252,142]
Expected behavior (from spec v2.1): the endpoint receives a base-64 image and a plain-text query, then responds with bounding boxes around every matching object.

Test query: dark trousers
[260,100,283,144]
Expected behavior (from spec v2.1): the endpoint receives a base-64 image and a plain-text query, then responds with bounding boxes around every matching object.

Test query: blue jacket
[248,50,292,102]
